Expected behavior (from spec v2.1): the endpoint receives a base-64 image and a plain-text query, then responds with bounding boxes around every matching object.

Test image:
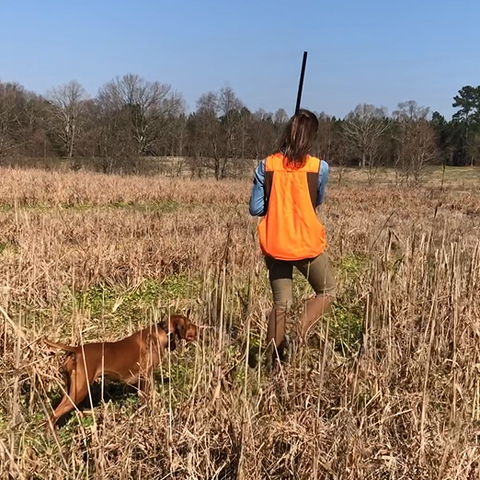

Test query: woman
[248,109,336,367]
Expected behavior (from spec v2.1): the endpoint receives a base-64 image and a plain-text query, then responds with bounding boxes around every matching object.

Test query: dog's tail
[44,338,78,353]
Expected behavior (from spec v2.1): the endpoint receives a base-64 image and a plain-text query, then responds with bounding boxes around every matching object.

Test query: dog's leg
[136,368,157,406]
[48,357,90,429]
[136,347,160,400]
[48,392,76,429]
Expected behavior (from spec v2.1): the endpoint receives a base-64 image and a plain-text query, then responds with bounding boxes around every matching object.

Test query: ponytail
[279,109,319,167]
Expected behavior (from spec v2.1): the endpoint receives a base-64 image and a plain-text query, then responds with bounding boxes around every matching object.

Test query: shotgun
[295,51,308,114]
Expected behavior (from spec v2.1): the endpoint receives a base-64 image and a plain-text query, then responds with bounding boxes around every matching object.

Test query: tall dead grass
[1,166,479,479]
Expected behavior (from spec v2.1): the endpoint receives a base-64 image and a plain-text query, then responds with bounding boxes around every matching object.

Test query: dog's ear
[174,316,186,340]
[166,331,177,351]
[156,320,177,350]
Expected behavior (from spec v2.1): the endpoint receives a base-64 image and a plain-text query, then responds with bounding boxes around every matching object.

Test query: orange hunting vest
[257,152,327,261]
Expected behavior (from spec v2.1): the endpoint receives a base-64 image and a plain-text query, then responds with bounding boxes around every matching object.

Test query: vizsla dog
[44,313,197,429]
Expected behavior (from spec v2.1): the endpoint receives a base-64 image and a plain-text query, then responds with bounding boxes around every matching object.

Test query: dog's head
[156,311,197,351]
[168,310,198,344]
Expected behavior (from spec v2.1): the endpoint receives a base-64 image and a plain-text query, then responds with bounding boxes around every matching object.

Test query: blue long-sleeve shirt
[248,158,330,216]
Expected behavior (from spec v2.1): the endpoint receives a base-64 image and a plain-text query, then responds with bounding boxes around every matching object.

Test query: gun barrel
[295,51,308,114]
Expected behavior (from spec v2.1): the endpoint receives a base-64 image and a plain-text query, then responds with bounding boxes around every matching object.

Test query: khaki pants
[265,251,336,309]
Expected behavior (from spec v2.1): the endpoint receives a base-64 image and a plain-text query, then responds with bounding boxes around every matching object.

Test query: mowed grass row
[0,166,479,479]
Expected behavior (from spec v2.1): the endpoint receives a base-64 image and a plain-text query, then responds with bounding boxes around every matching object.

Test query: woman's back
[257,151,326,261]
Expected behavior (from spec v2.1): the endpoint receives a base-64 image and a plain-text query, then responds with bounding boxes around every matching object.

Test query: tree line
[0,73,479,180]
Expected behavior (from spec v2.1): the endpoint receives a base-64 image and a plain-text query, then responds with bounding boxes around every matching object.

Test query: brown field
[1,165,479,479]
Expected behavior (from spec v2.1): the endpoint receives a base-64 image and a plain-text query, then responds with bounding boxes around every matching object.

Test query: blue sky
[1,0,479,119]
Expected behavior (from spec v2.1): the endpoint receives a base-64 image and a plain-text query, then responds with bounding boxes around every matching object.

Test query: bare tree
[250,109,276,160]
[218,87,245,178]
[191,91,221,177]
[342,103,389,184]
[343,104,388,166]
[190,88,246,180]
[97,73,182,158]
[21,91,51,158]
[95,95,137,174]
[312,114,349,183]
[314,112,336,159]
[0,81,27,159]
[274,108,289,126]
[393,101,438,184]
[46,80,88,158]
[393,100,430,122]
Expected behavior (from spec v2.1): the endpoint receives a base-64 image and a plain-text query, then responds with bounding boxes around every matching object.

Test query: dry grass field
[1,165,479,479]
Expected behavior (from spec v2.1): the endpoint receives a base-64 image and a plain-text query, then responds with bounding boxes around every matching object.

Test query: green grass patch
[0,241,18,255]
[11,274,201,335]
[327,254,368,355]
[328,301,364,355]
[428,165,480,181]
[62,275,200,327]
[336,253,369,277]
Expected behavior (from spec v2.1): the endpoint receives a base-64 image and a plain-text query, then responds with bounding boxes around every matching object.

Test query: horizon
[2,0,480,120]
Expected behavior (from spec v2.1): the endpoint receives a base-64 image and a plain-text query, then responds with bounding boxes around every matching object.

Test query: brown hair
[278,109,319,167]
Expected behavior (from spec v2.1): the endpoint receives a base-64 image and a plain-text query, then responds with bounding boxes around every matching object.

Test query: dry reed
[0,166,479,479]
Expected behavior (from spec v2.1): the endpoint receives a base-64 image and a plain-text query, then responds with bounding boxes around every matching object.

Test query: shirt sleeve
[248,159,266,216]
[316,160,329,206]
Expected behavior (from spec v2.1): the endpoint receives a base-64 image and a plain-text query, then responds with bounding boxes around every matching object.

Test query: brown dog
[44,313,197,429]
